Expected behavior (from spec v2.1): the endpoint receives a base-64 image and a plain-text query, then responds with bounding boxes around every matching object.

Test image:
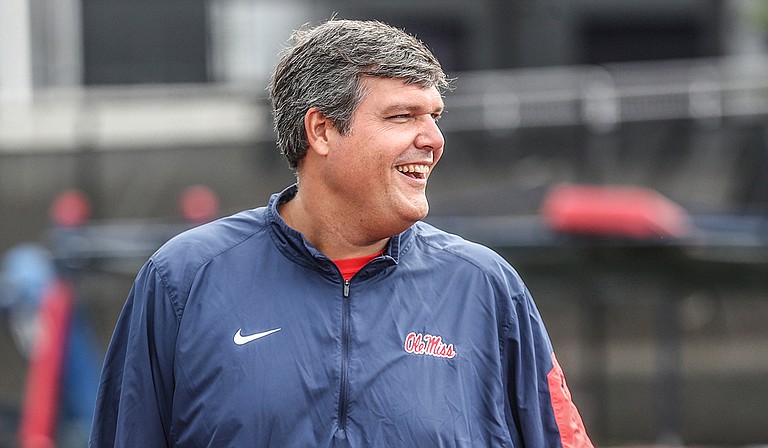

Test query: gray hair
[268,19,451,170]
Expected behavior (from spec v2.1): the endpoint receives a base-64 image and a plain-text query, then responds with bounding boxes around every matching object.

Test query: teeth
[396,165,429,174]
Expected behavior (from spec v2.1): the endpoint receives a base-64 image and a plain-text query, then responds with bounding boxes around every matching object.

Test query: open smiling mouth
[396,164,429,180]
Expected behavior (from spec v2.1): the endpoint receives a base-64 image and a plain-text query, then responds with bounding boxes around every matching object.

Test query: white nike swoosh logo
[233,327,282,345]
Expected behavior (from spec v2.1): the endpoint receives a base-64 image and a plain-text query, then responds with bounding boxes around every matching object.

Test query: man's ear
[304,107,332,157]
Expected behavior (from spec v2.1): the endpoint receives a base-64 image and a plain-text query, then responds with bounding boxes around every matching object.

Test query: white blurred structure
[209,0,311,84]
[2,55,767,153]
[0,0,33,102]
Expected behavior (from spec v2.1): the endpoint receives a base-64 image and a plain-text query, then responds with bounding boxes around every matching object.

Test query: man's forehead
[361,78,444,111]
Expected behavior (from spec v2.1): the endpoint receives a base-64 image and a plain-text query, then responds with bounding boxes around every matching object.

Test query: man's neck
[278,191,389,260]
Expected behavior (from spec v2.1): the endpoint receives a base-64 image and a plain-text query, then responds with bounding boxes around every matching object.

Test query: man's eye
[432,114,442,123]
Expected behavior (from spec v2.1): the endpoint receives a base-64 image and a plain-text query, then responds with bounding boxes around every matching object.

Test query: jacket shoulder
[149,208,268,297]
[414,222,506,265]
[155,207,266,260]
[412,221,519,279]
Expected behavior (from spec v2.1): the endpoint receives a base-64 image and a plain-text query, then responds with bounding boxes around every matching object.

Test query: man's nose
[415,117,444,152]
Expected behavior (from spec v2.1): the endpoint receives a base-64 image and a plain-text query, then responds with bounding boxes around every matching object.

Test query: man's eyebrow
[381,103,445,115]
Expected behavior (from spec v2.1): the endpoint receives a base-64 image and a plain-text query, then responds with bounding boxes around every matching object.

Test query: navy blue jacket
[89,185,592,447]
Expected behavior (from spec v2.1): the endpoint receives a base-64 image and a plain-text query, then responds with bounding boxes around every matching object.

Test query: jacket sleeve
[89,259,179,447]
[500,275,593,448]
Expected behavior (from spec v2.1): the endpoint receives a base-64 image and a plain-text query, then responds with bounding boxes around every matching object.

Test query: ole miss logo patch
[403,331,457,359]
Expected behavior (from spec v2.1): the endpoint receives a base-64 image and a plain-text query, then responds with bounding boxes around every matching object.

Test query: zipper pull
[343,279,350,298]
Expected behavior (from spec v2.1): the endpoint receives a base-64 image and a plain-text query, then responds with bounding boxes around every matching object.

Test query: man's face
[323,76,445,235]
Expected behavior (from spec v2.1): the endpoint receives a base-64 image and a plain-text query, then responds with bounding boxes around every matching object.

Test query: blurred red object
[541,183,691,239]
[17,279,74,448]
[50,189,91,228]
[180,185,220,224]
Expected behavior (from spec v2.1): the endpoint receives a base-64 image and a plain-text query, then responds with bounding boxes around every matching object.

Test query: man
[90,19,593,447]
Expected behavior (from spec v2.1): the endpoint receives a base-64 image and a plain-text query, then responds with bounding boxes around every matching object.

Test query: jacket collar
[266,184,406,279]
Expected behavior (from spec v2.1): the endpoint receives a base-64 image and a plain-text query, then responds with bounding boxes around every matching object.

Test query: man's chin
[391,192,430,224]
[405,200,430,223]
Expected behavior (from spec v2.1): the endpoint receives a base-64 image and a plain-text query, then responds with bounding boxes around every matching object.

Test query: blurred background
[1,0,768,446]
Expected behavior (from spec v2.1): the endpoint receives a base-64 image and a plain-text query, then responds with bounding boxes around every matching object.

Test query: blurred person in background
[89,18,592,447]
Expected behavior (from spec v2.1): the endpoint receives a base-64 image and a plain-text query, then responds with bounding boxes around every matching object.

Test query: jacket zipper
[338,279,351,432]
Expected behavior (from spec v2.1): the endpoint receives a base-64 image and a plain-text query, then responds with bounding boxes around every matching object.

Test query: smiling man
[279,76,445,259]
[90,19,593,447]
